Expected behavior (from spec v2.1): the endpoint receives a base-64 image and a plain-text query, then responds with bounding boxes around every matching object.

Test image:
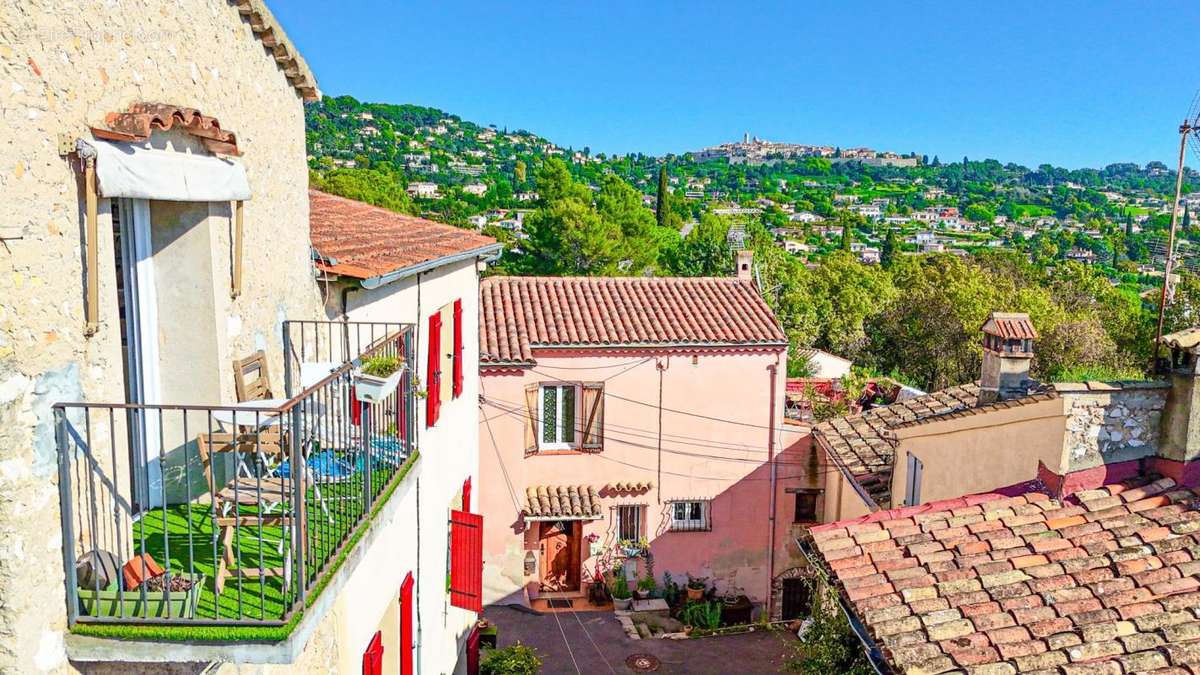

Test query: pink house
[477,267,820,617]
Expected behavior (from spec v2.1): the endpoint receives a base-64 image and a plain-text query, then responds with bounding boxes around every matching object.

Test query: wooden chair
[198,431,301,594]
[233,351,274,402]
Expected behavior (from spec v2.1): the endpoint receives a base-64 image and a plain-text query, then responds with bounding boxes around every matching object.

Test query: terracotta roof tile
[309,190,499,280]
[523,485,601,519]
[91,103,242,156]
[478,275,787,366]
[807,476,1200,675]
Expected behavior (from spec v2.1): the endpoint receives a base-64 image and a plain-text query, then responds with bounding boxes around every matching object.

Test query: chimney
[1159,328,1200,465]
[736,250,753,281]
[978,312,1037,405]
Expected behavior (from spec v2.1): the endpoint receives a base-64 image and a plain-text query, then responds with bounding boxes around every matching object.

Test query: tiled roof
[524,485,602,519]
[234,0,319,101]
[309,190,499,280]
[479,276,787,366]
[814,384,1058,508]
[91,103,243,156]
[807,476,1200,675]
[982,312,1039,340]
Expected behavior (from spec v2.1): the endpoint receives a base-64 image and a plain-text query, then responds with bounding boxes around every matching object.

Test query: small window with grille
[668,500,711,532]
[615,504,643,542]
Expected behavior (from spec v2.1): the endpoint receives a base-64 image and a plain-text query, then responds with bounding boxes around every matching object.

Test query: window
[792,490,821,523]
[904,454,923,507]
[669,500,710,532]
[540,384,577,449]
[615,505,643,542]
[524,382,604,453]
[426,312,441,427]
[362,630,383,675]
[449,509,483,612]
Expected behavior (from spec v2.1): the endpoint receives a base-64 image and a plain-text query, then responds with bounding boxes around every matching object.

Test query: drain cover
[546,598,572,609]
[626,654,660,672]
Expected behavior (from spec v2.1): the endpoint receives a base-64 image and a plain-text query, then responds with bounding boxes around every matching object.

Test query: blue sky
[274,1,1200,169]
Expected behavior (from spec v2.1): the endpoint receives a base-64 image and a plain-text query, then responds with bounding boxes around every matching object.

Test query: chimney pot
[736,250,753,281]
[979,311,1037,404]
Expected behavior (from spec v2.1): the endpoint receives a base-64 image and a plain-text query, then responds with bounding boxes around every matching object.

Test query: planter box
[355,370,403,403]
[78,573,204,620]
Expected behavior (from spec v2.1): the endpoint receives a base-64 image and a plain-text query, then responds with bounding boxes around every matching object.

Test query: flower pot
[613,597,632,610]
[686,586,704,601]
[78,573,205,620]
[355,370,403,403]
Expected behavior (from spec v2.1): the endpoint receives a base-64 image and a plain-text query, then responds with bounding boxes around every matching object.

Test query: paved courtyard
[482,605,798,674]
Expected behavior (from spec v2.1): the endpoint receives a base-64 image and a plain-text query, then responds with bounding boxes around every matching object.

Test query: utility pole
[1152,119,1195,371]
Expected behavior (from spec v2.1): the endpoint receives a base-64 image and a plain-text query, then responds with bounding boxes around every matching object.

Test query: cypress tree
[656,165,670,227]
[882,227,898,267]
[1185,204,1192,232]
[841,218,853,252]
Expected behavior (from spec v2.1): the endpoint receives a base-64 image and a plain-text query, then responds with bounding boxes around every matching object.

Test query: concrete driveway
[482,605,797,674]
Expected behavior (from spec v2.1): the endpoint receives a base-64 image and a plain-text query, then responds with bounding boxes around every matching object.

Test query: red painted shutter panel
[467,625,481,675]
[363,630,383,675]
[449,509,483,612]
[426,313,441,427]
[400,572,414,675]
[462,476,472,512]
[452,299,464,398]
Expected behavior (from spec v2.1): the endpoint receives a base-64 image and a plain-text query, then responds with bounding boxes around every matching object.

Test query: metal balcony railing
[55,321,415,628]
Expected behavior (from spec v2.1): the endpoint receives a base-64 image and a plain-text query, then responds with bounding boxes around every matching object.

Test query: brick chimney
[736,250,753,281]
[1159,328,1200,466]
[978,312,1037,405]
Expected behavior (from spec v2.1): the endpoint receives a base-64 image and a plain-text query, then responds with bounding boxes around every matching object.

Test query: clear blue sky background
[273,1,1200,169]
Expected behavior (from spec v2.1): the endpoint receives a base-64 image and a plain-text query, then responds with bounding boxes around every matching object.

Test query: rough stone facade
[0,2,323,671]
[1058,381,1170,472]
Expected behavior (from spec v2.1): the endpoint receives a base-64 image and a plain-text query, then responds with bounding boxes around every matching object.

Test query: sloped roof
[982,312,1038,340]
[309,190,499,281]
[806,476,1200,675]
[479,276,788,366]
[91,103,243,156]
[814,383,1058,508]
[234,0,319,101]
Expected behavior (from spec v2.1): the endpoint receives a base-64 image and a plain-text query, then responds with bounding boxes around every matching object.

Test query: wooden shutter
[905,454,924,507]
[462,476,472,512]
[362,630,383,675]
[581,383,604,451]
[452,299,464,398]
[449,509,484,612]
[467,624,481,675]
[400,572,414,675]
[524,383,539,455]
[426,312,442,427]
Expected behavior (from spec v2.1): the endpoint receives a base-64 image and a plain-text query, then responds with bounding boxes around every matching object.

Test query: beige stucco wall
[890,398,1067,506]
[821,462,872,523]
[0,2,321,671]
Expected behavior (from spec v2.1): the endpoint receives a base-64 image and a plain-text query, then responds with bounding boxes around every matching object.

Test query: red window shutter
[449,509,484,612]
[452,299,464,398]
[350,385,362,426]
[362,630,383,675]
[426,312,441,427]
[400,572,414,675]
[467,624,481,675]
[462,476,472,513]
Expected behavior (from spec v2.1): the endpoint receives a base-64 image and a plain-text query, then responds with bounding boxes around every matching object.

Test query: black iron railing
[55,322,415,627]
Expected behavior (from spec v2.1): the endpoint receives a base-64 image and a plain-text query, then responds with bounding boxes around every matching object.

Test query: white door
[115,198,163,510]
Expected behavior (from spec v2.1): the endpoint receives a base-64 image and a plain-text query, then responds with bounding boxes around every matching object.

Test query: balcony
[55,321,415,641]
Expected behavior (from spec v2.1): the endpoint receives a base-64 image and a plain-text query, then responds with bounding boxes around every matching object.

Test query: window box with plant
[355,354,405,403]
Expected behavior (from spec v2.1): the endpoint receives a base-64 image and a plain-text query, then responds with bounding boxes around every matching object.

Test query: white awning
[90,139,252,202]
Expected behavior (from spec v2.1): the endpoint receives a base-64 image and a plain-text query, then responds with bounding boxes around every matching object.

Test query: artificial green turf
[71,452,418,642]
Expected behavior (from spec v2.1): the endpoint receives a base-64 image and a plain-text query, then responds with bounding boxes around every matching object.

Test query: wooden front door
[781,577,812,621]
[539,520,581,591]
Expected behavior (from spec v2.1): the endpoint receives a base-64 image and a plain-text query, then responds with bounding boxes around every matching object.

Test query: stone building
[1,2,484,673]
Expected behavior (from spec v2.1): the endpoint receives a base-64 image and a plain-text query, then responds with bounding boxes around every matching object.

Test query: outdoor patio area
[482,605,798,674]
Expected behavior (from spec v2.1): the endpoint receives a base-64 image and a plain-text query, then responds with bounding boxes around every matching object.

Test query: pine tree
[656,165,670,228]
[882,227,898,268]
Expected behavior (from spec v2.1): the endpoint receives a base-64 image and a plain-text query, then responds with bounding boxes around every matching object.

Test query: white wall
[328,258,483,674]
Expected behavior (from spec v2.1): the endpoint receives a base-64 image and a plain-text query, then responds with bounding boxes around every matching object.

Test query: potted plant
[355,354,405,403]
[610,572,632,610]
[635,572,657,600]
[686,573,707,602]
[78,572,205,620]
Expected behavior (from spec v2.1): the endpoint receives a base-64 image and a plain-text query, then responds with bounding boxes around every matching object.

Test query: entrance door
[781,577,812,621]
[538,520,581,592]
[113,198,163,511]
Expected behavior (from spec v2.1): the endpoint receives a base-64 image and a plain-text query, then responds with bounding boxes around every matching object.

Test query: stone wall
[0,2,322,671]
[1057,381,1170,472]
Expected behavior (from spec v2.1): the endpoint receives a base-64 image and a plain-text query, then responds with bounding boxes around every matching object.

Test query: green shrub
[481,642,542,675]
[679,600,721,630]
[788,582,872,675]
[361,354,403,377]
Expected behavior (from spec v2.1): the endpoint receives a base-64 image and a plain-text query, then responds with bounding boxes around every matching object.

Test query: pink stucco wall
[478,347,817,609]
